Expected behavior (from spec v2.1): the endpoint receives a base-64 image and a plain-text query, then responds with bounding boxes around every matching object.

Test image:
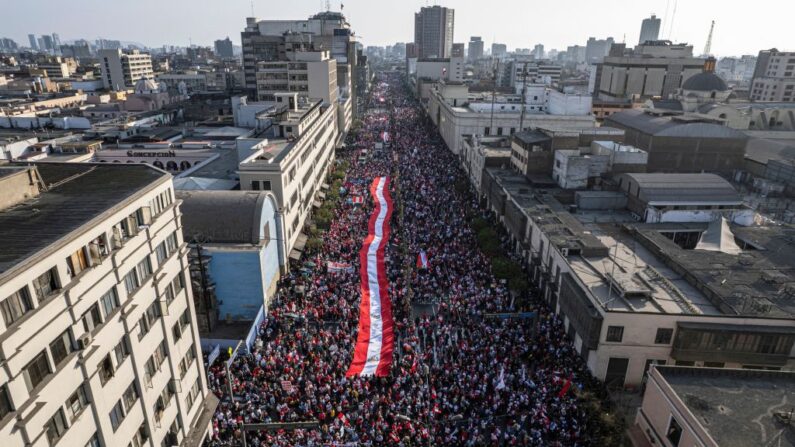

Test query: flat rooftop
[656,366,795,447]
[0,163,168,278]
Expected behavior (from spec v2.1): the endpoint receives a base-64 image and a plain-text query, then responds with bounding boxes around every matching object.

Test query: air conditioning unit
[77,333,93,350]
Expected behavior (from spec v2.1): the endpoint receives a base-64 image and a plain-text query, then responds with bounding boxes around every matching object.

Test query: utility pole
[489,58,499,135]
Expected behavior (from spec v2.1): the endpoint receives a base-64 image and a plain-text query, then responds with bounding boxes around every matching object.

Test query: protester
[205,73,602,446]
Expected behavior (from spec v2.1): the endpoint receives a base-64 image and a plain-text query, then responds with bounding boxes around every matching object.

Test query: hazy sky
[2,0,792,56]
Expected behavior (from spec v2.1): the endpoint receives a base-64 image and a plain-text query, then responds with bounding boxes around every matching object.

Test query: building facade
[413,5,454,59]
[0,164,216,447]
[99,49,154,91]
[750,49,795,102]
[638,15,661,44]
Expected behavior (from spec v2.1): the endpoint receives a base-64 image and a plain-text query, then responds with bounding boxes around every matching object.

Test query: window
[130,423,149,447]
[262,180,272,191]
[153,340,168,367]
[138,301,161,340]
[124,270,140,295]
[122,382,139,413]
[87,235,109,264]
[484,126,491,135]
[251,180,260,190]
[0,385,13,419]
[84,433,100,447]
[98,354,115,386]
[177,357,188,379]
[82,303,102,333]
[66,247,89,278]
[666,416,683,446]
[33,268,60,301]
[166,233,178,254]
[23,350,51,391]
[704,362,725,368]
[100,287,120,318]
[185,344,196,367]
[606,326,624,342]
[655,328,673,344]
[45,408,69,446]
[1,286,34,326]
[109,400,125,431]
[66,384,89,421]
[155,242,168,264]
[172,274,184,294]
[114,336,131,366]
[136,257,152,282]
[186,379,201,410]
[49,329,74,367]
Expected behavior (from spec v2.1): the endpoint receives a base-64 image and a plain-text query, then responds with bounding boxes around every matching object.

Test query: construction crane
[703,20,715,56]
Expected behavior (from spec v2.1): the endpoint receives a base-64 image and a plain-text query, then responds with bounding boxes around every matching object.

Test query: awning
[294,233,308,252]
[318,191,326,199]
[289,250,302,261]
[321,183,330,190]
[313,200,322,208]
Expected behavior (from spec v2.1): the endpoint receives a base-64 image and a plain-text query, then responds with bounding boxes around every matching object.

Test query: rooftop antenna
[250,0,255,16]
[325,0,331,11]
[703,20,715,56]
[662,0,671,36]
[667,0,678,40]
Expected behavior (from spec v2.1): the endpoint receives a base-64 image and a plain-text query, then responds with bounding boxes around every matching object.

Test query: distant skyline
[2,0,793,57]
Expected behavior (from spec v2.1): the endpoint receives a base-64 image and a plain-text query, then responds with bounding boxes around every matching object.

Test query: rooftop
[618,173,743,204]
[0,163,168,278]
[607,109,748,139]
[655,366,795,447]
[176,190,271,245]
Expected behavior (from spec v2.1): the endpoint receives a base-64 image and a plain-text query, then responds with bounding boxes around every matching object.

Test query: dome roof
[682,72,728,92]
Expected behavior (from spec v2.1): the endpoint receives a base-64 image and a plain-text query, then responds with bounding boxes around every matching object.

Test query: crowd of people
[204,72,609,446]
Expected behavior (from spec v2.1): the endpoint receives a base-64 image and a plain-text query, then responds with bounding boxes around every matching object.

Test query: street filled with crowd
[205,71,617,446]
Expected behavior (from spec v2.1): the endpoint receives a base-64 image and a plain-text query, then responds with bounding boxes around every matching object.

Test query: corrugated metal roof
[620,173,742,203]
[177,190,270,244]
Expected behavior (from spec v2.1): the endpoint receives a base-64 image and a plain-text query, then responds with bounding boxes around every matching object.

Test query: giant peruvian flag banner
[346,177,395,377]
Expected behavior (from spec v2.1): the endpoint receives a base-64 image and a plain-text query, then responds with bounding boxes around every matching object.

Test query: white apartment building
[427,81,595,155]
[0,163,216,447]
[256,50,338,105]
[100,49,154,91]
[237,93,338,258]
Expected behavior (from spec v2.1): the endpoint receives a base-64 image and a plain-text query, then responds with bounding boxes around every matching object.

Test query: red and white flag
[381,131,390,142]
[416,250,429,269]
[558,374,573,398]
[337,412,350,426]
[346,177,395,377]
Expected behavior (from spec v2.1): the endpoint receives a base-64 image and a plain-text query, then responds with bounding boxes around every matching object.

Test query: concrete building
[413,5,454,59]
[0,164,216,447]
[28,34,38,50]
[241,11,358,119]
[177,190,283,325]
[639,14,661,44]
[594,41,705,101]
[459,135,512,196]
[427,82,596,155]
[236,93,337,257]
[491,43,508,59]
[509,126,625,180]
[501,59,562,89]
[616,173,754,225]
[585,37,614,64]
[255,49,338,106]
[636,366,795,447]
[468,36,484,61]
[213,37,234,59]
[99,49,154,91]
[750,49,795,102]
[553,141,648,189]
[606,109,748,173]
[480,168,795,387]
[156,73,208,96]
[34,57,71,79]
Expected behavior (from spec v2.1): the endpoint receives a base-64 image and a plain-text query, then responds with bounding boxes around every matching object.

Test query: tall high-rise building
[750,49,795,102]
[28,34,38,50]
[99,49,154,90]
[41,35,54,51]
[468,36,484,61]
[214,37,234,59]
[413,5,454,59]
[639,14,662,44]
[585,36,614,64]
[51,33,61,49]
[0,163,217,447]
[491,43,507,58]
[241,11,360,119]
[533,44,545,60]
